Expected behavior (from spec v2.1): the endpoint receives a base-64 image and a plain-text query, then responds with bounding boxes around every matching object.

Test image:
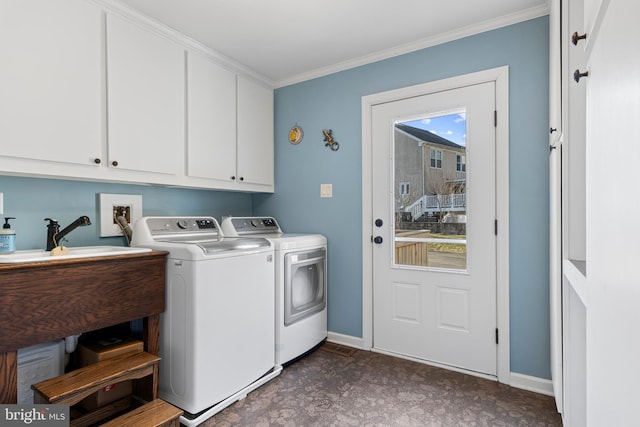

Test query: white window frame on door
[361,66,510,384]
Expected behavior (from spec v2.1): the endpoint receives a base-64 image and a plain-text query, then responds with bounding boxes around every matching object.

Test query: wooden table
[0,251,167,404]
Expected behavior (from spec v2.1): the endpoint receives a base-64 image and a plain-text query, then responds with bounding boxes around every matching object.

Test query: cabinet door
[237,76,274,186]
[106,13,183,175]
[549,1,563,413]
[585,1,640,423]
[186,51,236,181]
[0,0,102,165]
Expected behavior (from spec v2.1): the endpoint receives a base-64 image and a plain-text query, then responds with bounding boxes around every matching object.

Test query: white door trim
[361,66,510,384]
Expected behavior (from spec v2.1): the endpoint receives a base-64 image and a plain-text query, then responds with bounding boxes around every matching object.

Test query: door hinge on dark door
[495,328,499,344]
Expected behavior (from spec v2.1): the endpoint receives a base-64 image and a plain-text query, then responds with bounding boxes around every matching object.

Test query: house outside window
[457,154,466,172]
[430,149,442,168]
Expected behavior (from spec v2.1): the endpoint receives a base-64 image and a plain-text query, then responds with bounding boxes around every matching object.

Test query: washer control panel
[145,217,219,236]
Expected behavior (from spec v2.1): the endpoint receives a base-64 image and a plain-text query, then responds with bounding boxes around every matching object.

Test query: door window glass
[394,111,467,270]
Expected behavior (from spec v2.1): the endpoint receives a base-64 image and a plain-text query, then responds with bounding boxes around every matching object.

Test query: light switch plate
[320,184,333,198]
[99,193,143,237]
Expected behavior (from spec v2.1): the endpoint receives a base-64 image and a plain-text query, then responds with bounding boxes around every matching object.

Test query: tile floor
[201,343,563,426]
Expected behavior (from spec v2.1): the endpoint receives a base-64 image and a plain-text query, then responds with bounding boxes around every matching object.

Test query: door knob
[571,31,587,45]
[574,69,589,83]
[375,219,383,227]
[373,236,383,244]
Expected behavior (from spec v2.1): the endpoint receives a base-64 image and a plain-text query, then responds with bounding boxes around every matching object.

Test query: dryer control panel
[221,216,281,236]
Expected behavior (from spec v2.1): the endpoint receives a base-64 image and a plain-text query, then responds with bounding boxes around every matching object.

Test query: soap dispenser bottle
[0,217,16,254]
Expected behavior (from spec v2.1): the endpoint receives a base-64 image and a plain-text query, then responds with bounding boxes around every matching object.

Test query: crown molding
[275,3,549,88]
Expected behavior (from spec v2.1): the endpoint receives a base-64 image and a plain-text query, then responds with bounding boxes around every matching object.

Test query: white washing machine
[132,216,281,427]
[221,216,327,365]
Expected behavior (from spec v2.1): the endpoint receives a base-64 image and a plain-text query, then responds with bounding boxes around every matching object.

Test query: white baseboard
[509,372,554,397]
[326,332,554,399]
[326,332,364,349]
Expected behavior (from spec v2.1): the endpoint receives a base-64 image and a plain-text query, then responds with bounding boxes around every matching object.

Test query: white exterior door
[371,82,497,376]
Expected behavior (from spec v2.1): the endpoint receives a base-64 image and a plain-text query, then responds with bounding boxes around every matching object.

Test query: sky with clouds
[403,112,466,146]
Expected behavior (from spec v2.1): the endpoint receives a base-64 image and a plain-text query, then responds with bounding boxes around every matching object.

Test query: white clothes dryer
[132,216,281,426]
[221,216,327,365]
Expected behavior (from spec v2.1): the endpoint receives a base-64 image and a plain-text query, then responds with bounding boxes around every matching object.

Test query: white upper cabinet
[186,51,237,181]
[237,76,274,187]
[106,13,184,175]
[0,0,102,166]
[186,53,274,190]
[0,1,273,192]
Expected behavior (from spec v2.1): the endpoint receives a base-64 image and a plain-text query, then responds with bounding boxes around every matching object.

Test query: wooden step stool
[101,399,183,427]
[31,350,181,426]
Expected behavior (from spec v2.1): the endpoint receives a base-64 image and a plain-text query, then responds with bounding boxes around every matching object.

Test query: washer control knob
[176,219,189,229]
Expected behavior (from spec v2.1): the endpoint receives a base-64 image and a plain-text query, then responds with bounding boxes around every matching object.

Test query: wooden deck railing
[405,193,466,219]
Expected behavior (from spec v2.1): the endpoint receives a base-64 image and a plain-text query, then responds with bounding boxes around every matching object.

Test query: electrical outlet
[320,184,333,198]
[99,194,142,237]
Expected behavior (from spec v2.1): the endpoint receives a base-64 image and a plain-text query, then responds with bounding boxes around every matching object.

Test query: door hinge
[496,328,499,344]
[494,110,498,127]
[494,219,498,235]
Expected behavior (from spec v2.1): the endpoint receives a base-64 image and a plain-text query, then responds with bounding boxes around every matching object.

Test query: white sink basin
[0,246,152,264]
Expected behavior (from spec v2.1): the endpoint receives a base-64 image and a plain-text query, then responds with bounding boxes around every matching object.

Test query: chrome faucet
[44,216,92,251]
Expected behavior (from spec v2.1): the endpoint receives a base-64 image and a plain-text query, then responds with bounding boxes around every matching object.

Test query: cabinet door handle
[94,158,101,164]
[111,160,119,167]
[571,32,587,45]
[231,176,236,180]
[574,69,589,83]
[239,176,244,181]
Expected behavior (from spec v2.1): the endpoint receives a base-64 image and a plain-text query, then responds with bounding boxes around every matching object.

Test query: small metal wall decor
[288,124,304,145]
[322,129,339,151]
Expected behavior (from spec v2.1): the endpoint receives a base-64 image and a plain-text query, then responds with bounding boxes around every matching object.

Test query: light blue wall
[254,17,551,379]
[0,176,252,249]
